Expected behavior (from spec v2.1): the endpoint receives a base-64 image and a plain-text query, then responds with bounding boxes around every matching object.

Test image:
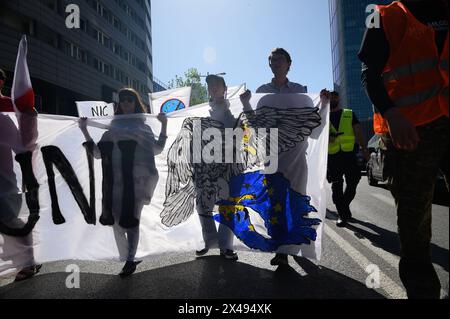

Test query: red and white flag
[11,35,38,151]
[12,35,35,113]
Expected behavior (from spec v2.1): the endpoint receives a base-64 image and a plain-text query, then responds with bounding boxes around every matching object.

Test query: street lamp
[199,72,226,79]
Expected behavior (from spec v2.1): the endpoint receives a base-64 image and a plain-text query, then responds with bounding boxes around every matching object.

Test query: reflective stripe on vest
[382,58,439,83]
[393,85,442,108]
[382,56,444,108]
[328,109,355,155]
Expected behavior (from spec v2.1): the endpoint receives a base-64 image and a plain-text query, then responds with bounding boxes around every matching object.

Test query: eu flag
[215,171,321,252]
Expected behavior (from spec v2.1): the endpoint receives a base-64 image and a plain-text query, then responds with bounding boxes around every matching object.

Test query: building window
[130,55,137,67]
[113,67,121,82]
[132,79,139,91]
[94,57,106,74]
[88,0,149,52]
[93,28,111,49]
[104,64,111,77]
[113,16,120,29]
[96,1,103,15]
[64,41,87,63]
[38,23,58,47]
[123,51,129,63]
[79,19,88,32]
[42,0,58,11]
[113,42,121,55]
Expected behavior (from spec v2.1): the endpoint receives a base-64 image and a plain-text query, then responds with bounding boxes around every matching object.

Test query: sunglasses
[119,96,135,103]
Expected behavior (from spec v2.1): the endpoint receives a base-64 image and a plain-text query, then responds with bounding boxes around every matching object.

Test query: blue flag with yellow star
[215,171,321,252]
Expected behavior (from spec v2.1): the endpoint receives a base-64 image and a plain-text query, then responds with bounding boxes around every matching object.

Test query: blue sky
[152,0,333,93]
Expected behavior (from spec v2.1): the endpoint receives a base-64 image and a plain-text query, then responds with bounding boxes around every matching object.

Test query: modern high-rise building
[328,0,391,139]
[0,0,153,115]
[153,76,168,93]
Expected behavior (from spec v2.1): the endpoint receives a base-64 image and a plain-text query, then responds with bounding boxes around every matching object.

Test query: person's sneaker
[220,249,238,261]
[195,248,209,257]
[270,253,289,266]
[119,260,142,278]
[15,264,42,282]
[336,217,348,227]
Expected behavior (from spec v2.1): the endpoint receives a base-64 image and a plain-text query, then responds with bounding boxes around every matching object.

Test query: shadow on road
[0,256,385,299]
[290,256,384,299]
[326,210,448,272]
[326,209,339,221]
[433,182,449,206]
[364,179,449,206]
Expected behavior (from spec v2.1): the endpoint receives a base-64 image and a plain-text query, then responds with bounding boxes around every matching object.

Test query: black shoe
[99,213,114,226]
[119,260,141,278]
[336,218,348,227]
[220,249,238,261]
[15,264,42,282]
[119,217,139,229]
[270,254,289,266]
[195,248,209,256]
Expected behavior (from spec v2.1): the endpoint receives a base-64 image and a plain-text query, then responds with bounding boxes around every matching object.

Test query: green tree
[168,68,208,106]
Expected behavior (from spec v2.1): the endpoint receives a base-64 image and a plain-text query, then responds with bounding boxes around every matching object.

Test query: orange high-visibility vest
[373,1,449,134]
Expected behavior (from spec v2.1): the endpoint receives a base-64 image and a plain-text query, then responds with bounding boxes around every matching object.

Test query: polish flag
[12,35,38,152]
[12,35,35,113]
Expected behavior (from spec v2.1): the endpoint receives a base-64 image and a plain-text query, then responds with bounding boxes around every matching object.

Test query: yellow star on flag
[274,203,283,213]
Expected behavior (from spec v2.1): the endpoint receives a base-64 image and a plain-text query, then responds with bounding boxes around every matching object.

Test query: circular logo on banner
[160,99,186,113]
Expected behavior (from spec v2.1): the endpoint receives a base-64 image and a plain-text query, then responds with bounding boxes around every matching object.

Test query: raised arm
[153,112,168,154]
[239,89,254,112]
[78,117,102,158]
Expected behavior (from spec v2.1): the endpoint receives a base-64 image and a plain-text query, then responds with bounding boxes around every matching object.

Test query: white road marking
[348,197,448,298]
[340,224,401,271]
[371,193,395,206]
[327,183,447,298]
[324,224,407,299]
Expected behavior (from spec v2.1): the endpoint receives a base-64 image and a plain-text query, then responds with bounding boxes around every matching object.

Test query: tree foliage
[168,68,208,106]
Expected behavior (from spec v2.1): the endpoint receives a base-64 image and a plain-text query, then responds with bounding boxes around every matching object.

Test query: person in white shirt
[240,47,308,103]
[239,48,318,267]
[195,74,239,261]
[257,47,307,94]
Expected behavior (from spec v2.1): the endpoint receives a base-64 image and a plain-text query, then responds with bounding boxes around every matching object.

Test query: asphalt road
[0,175,448,299]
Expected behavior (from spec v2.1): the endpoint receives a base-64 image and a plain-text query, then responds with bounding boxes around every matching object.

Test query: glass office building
[328,0,391,138]
[0,0,153,115]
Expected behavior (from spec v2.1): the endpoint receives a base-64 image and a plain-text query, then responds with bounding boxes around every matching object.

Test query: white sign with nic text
[76,101,115,118]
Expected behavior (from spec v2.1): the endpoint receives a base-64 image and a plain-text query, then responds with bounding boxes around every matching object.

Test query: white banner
[226,84,247,99]
[76,101,115,118]
[0,94,329,276]
[149,87,191,114]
